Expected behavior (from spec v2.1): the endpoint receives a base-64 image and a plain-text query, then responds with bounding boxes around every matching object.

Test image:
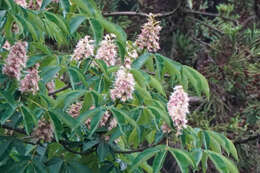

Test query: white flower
[96,34,117,66]
[167,85,189,135]
[72,35,94,61]
[135,13,162,52]
[110,66,135,102]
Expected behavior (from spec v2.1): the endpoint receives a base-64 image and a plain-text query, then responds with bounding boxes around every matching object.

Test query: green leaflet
[130,145,165,171]
[206,150,239,173]
[69,15,86,34]
[153,150,167,173]
[20,105,37,135]
[168,148,195,173]
[89,18,104,46]
[132,52,151,69]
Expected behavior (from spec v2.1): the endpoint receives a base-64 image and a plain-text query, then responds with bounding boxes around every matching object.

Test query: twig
[103,2,181,18]
[103,8,236,23]
[59,140,97,155]
[0,124,27,135]
[239,15,256,31]
[114,137,165,154]
[48,84,71,96]
[234,134,260,144]
[103,11,148,17]
[184,9,237,23]
[187,16,224,35]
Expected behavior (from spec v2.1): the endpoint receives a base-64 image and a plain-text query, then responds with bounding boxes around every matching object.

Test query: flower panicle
[135,13,162,52]
[96,34,117,66]
[110,66,135,102]
[2,41,28,80]
[167,85,189,135]
[19,63,40,95]
[72,35,94,61]
[32,119,54,142]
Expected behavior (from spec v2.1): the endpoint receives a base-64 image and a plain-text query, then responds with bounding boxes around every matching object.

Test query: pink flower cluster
[32,119,53,142]
[167,85,189,135]
[2,41,11,50]
[110,66,135,102]
[72,35,94,61]
[68,103,117,130]
[15,0,59,9]
[135,13,162,52]
[2,41,28,80]
[161,122,171,133]
[96,34,117,66]
[19,64,40,95]
[14,0,27,8]
[124,42,138,69]
[46,81,55,93]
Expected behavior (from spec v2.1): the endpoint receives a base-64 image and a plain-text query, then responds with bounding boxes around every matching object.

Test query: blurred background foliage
[98,0,260,172]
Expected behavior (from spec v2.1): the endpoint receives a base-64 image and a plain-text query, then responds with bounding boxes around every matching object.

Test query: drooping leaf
[89,18,103,46]
[132,53,151,69]
[183,66,210,99]
[89,109,105,137]
[55,90,85,110]
[20,105,37,135]
[70,0,98,17]
[40,65,60,84]
[41,0,52,10]
[130,146,164,171]
[59,0,70,17]
[168,148,195,173]
[50,109,78,129]
[206,150,239,173]
[153,150,167,173]
[149,75,166,96]
[69,15,86,34]
[27,54,47,68]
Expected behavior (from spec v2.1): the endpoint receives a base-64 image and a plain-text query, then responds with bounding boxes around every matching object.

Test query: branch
[48,82,81,96]
[48,84,70,96]
[59,140,97,155]
[184,9,237,23]
[234,134,260,144]
[114,137,165,154]
[187,16,224,35]
[0,124,27,135]
[102,7,236,23]
[103,2,181,18]
[103,11,148,17]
